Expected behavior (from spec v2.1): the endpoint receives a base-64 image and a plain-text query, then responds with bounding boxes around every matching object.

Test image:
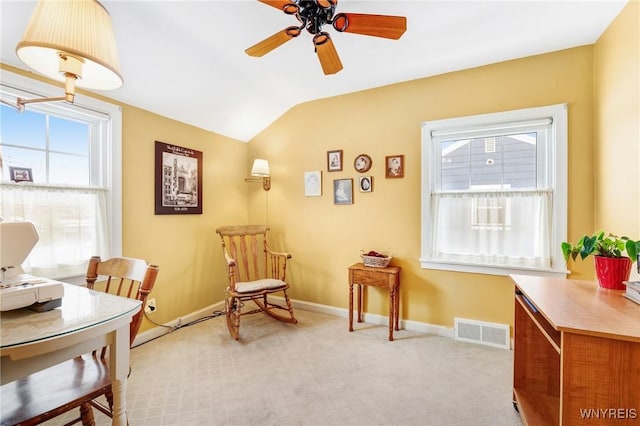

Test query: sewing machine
[0,221,64,311]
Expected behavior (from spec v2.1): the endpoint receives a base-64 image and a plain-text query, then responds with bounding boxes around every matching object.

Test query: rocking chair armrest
[265,245,292,260]
[222,250,236,267]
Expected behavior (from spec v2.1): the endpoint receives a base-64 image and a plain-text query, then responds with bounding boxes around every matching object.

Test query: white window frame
[420,104,568,277]
[1,69,122,283]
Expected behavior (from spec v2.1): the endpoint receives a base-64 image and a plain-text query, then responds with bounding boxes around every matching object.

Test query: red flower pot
[593,256,631,290]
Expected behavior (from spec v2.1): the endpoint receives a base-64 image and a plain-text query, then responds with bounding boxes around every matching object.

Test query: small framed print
[304,171,322,196]
[385,155,404,178]
[9,166,33,182]
[327,150,343,172]
[353,154,372,173]
[359,176,373,193]
[333,178,353,205]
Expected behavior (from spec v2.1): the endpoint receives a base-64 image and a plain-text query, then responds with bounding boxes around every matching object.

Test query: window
[421,104,567,277]
[1,70,122,280]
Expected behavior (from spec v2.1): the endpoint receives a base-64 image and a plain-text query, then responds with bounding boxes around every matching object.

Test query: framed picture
[333,178,353,205]
[155,141,203,215]
[9,166,33,182]
[359,176,373,192]
[304,171,322,196]
[385,155,404,178]
[327,150,343,172]
[353,154,372,173]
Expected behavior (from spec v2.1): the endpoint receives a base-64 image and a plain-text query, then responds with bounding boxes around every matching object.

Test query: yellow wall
[594,0,640,282]
[248,46,596,329]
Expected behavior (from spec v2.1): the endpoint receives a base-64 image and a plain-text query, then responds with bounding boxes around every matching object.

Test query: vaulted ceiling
[0,0,628,142]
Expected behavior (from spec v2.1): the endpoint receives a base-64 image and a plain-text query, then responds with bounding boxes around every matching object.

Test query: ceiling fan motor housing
[295,0,337,34]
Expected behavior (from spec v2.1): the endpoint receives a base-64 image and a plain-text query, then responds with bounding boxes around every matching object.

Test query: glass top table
[1,282,141,425]
[1,282,140,348]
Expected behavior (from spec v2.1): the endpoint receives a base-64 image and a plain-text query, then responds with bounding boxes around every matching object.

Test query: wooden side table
[348,262,401,341]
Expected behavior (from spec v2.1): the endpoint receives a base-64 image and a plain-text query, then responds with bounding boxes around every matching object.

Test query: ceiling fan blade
[313,33,343,75]
[258,0,299,14]
[245,27,301,57]
[332,13,407,39]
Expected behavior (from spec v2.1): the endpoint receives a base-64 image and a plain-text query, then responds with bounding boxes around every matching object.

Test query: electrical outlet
[145,298,156,314]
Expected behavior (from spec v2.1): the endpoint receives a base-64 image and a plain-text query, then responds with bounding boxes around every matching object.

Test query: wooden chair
[216,225,297,340]
[0,256,159,426]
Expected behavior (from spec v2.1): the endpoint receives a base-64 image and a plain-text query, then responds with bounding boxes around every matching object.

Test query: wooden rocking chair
[216,225,297,340]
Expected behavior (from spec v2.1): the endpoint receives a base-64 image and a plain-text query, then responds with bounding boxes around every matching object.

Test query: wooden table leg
[388,291,394,341]
[357,284,363,323]
[110,324,130,426]
[394,281,400,331]
[349,282,354,332]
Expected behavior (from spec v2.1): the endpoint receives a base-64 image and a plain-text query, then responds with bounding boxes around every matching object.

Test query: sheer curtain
[430,189,552,269]
[1,183,110,279]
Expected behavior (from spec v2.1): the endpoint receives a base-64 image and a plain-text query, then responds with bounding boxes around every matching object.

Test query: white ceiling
[0,0,628,142]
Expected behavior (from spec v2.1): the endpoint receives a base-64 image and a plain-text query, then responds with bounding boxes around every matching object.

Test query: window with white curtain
[0,70,121,280]
[421,104,568,277]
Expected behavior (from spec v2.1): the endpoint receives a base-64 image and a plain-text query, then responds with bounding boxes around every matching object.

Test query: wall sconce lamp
[245,159,271,191]
[1,0,123,112]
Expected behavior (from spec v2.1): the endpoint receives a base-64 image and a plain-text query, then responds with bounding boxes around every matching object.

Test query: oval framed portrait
[353,154,372,173]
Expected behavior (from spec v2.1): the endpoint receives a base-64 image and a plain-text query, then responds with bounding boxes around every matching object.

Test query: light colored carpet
[44,307,523,426]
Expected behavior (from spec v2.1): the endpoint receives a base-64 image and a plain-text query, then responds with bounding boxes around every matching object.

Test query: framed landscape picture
[155,141,203,215]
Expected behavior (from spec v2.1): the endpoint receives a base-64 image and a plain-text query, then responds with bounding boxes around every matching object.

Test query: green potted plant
[562,232,640,290]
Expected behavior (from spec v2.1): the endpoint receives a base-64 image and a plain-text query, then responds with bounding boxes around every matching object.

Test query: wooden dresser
[510,274,640,425]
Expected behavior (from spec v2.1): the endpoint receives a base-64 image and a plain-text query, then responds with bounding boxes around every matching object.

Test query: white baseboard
[285,297,454,339]
[133,297,454,347]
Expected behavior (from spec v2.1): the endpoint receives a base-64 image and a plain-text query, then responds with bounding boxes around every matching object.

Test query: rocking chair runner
[216,225,297,340]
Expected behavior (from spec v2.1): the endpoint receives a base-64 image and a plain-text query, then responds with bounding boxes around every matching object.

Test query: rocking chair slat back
[217,225,272,285]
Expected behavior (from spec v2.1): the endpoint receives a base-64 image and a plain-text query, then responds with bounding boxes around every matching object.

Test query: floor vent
[454,317,510,349]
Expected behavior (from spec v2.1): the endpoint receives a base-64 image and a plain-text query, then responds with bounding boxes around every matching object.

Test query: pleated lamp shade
[250,159,270,177]
[16,0,123,90]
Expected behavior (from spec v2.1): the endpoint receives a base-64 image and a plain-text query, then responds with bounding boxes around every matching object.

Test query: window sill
[420,259,569,278]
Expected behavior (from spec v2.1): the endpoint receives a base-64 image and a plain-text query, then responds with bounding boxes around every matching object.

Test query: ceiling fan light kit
[247,0,407,75]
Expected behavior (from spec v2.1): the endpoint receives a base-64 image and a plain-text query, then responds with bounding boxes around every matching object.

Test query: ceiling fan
[246,0,407,75]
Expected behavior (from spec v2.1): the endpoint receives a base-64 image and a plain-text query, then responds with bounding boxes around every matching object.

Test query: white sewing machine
[0,221,64,311]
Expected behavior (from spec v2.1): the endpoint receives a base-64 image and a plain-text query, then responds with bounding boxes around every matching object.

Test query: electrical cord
[141,309,225,334]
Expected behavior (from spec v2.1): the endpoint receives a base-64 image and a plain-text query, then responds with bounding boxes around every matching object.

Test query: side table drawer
[352,270,386,286]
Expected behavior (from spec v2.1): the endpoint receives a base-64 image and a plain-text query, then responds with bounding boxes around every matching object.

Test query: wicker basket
[360,254,392,268]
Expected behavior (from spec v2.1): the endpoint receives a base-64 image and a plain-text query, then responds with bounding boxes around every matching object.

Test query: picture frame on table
[327,150,343,172]
[9,166,33,182]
